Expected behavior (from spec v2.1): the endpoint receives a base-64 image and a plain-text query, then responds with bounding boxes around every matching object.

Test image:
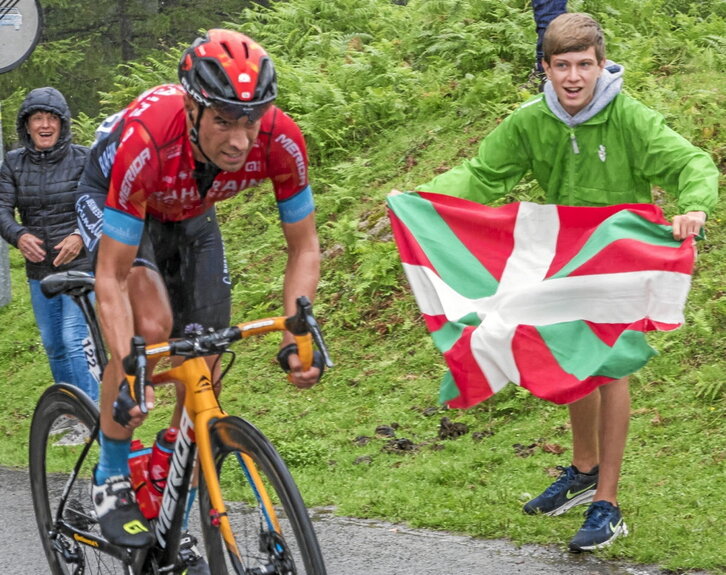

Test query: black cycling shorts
[140,209,231,338]
[77,193,231,338]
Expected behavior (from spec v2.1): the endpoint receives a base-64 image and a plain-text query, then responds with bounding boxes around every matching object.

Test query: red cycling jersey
[96,84,312,227]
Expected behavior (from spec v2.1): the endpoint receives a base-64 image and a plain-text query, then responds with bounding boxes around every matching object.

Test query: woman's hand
[53,233,84,266]
[18,232,46,263]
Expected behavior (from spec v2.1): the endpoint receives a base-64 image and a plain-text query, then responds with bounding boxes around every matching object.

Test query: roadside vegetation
[0,0,724,572]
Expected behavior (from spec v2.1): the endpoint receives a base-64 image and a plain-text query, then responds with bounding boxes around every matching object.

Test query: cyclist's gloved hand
[113,377,154,427]
[277,343,325,387]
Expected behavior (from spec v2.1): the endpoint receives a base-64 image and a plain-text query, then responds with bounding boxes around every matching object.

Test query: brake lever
[288,296,334,368]
[305,316,333,369]
[121,336,149,415]
[130,336,148,414]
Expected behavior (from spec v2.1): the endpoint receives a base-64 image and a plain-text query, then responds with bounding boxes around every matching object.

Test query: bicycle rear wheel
[28,383,134,575]
[199,415,327,574]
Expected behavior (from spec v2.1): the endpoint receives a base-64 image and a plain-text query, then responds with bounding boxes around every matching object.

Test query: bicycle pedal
[178,532,206,566]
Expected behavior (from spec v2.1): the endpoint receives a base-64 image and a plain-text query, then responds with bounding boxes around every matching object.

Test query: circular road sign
[0,0,42,74]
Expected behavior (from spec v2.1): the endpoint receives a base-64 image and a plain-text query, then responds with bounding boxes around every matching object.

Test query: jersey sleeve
[101,119,160,245]
[105,120,160,222]
[267,111,315,223]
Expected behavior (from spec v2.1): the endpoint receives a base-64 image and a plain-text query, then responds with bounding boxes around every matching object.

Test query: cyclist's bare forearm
[95,236,138,361]
[283,252,319,316]
[96,290,137,436]
[95,236,152,437]
[281,213,320,344]
[282,243,321,387]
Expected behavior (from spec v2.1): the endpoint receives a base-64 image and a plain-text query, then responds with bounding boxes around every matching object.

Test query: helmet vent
[220,41,234,60]
[198,61,236,101]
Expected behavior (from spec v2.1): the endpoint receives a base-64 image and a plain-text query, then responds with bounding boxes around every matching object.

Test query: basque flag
[387,192,695,408]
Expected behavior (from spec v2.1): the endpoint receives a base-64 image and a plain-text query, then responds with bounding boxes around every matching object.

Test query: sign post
[0,0,43,306]
[0,108,8,307]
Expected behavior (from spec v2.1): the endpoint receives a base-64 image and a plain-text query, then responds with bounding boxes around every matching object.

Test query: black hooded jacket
[0,87,91,280]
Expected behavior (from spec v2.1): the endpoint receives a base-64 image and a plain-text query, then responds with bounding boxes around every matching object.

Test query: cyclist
[75,30,324,555]
[410,13,718,551]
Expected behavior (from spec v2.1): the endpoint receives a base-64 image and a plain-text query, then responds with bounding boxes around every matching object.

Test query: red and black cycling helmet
[179,29,277,122]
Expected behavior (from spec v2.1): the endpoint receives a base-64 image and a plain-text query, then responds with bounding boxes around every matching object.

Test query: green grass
[1,0,725,572]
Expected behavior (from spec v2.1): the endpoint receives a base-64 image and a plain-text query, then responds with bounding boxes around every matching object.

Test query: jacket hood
[544,61,624,127]
[16,87,73,154]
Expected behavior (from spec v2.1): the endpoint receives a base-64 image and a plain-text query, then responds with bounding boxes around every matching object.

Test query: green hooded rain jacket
[419,66,718,216]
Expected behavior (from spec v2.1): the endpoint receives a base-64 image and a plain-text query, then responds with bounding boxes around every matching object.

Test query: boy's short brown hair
[543,13,606,63]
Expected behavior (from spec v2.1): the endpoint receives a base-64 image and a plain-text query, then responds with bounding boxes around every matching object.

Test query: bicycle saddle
[40,271,96,298]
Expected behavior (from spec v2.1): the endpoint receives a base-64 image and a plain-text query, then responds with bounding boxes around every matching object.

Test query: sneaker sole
[544,489,596,517]
[569,521,629,552]
[525,488,596,517]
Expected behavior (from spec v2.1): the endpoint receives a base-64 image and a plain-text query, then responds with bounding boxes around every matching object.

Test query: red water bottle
[128,439,160,519]
[148,427,178,496]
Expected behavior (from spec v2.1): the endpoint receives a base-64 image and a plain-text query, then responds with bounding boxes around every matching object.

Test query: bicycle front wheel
[199,415,327,575]
[28,383,134,575]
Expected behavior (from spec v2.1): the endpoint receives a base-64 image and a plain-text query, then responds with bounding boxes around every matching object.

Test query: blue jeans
[533,0,568,73]
[29,278,100,402]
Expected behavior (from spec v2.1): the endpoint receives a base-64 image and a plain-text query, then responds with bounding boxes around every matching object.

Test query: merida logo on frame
[154,410,194,547]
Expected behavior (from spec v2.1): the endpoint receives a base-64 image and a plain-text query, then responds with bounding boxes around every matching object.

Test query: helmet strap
[187,105,222,196]
[187,104,204,149]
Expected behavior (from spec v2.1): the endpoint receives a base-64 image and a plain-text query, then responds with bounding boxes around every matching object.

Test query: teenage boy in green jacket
[414,12,719,551]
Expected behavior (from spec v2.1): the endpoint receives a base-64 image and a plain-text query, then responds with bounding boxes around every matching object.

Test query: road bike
[29,270,331,574]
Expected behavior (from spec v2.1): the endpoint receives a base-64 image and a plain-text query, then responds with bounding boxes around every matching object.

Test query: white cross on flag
[387,192,695,408]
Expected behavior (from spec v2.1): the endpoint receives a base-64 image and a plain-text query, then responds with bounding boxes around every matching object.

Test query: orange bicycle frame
[144,316,314,560]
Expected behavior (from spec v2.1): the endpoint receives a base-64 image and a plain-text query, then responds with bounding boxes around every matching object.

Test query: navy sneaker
[569,500,628,552]
[523,465,598,516]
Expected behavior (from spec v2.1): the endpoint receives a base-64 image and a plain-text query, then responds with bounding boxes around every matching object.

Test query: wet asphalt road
[1,466,709,574]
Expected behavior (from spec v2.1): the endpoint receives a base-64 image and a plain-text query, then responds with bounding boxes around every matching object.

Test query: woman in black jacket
[0,87,99,402]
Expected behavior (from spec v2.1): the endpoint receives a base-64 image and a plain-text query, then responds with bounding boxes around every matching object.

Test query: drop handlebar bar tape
[276,343,326,379]
[112,378,152,426]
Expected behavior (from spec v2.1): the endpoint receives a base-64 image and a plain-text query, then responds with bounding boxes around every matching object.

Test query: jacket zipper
[568,128,579,205]
[569,129,580,154]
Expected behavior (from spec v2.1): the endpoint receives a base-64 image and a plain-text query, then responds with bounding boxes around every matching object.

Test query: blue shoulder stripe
[278,185,315,224]
[103,207,144,246]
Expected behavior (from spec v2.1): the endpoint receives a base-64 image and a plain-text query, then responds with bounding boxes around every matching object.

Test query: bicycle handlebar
[123,295,333,384]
